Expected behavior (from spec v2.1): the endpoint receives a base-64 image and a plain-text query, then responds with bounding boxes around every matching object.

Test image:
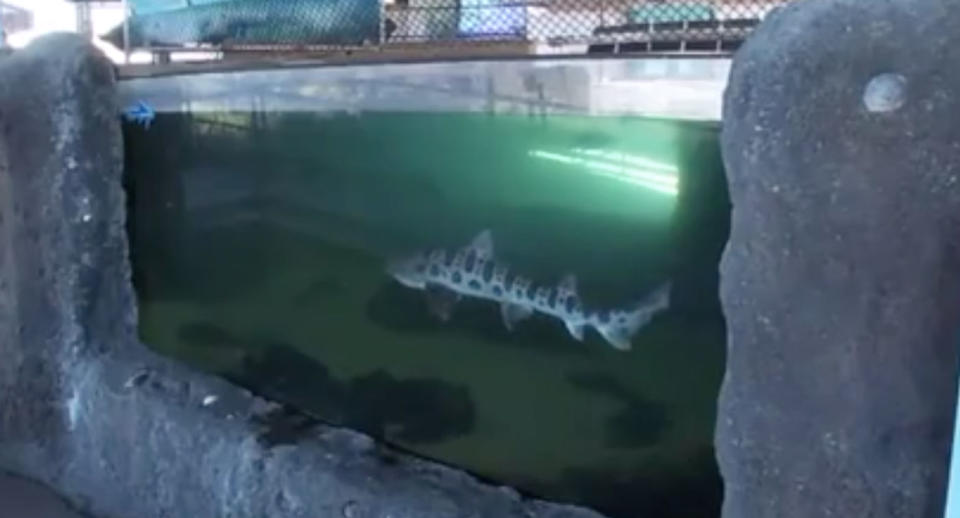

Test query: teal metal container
[131,0,235,16]
[104,0,382,48]
[629,2,717,23]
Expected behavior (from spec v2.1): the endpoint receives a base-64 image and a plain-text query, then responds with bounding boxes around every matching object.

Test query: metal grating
[105,0,793,57]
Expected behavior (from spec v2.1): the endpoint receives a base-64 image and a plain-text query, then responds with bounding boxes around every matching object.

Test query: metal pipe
[122,0,131,64]
[378,2,384,45]
[75,2,92,37]
[0,2,6,49]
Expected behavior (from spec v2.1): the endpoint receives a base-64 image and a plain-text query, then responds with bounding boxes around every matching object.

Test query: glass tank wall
[120,58,730,518]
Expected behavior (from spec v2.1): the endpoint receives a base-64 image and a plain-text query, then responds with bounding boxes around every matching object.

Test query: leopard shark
[386,229,671,351]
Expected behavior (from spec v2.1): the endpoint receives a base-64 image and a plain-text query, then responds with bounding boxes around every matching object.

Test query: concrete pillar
[716,1,960,517]
[75,2,93,37]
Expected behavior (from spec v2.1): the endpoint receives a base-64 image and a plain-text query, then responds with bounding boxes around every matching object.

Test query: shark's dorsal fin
[558,273,578,293]
[470,229,495,259]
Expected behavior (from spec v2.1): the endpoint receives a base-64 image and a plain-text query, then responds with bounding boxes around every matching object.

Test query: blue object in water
[123,101,156,130]
[944,365,960,517]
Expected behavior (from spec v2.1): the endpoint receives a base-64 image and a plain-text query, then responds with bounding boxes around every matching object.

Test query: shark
[386,229,672,351]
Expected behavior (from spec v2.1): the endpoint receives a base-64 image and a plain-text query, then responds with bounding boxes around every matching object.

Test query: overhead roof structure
[0,2,33,35]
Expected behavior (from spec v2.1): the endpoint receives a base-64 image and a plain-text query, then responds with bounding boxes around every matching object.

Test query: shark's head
[386,251,431,289]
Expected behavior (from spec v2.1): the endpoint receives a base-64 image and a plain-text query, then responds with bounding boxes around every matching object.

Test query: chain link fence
[106,0,793,55]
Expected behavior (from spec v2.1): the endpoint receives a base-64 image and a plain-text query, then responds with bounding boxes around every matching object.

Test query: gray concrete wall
[0,32,605,518]
[716,0,960,517]
[0,473,89,518]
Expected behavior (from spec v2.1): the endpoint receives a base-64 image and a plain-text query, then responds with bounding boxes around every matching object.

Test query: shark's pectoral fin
[564,321,586,341]
[500,302,534,331]
[596,324,634,351]
[425,284,461,322]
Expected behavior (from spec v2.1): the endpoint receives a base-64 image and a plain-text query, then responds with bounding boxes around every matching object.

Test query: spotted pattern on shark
[386,229,671,351]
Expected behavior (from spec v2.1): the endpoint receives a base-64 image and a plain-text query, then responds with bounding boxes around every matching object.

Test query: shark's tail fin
[595,282,672,351]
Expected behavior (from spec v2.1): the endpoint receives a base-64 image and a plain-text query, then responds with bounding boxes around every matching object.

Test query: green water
[123,110,729,518]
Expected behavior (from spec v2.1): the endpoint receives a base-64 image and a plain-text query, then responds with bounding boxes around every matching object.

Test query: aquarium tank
[120,57,730,518]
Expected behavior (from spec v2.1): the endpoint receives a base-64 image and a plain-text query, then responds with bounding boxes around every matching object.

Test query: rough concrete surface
[0,472,88,518]
[0,33,606,518]
[718,0,960,517]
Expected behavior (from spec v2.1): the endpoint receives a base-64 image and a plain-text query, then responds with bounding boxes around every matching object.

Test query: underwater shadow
[365,282,593,356]
[178,321,248,350]
[177,322,476,446]
[564,371,670,448]
[239,341,476,446]
[551,445,723,518]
